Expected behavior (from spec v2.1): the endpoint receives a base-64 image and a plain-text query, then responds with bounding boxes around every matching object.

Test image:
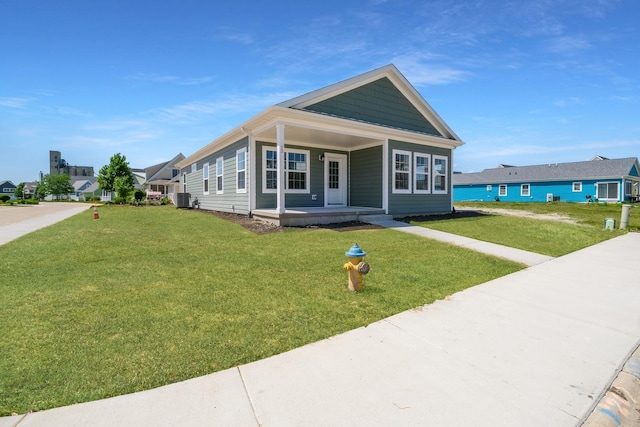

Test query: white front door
[325,153,347,206]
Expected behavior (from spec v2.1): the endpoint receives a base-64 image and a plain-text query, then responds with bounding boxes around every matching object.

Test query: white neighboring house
[70,178,96,201]
[100,170,145,202]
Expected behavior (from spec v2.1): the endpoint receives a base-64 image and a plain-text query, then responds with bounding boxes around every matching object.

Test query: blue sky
[1,0,638,184]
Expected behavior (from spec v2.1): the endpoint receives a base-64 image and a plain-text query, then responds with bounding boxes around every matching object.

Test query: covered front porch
[252,206,388,227]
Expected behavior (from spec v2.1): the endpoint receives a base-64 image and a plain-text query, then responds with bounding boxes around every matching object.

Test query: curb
[582,342,640,426]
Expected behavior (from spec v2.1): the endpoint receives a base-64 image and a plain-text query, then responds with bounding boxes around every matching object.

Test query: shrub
[161,197,171,205]
[0,194,10,203]
[113,196,127,205]
[133,190,146,202]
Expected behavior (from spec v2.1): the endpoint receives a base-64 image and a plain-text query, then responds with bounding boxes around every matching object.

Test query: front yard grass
[0,206,523,415]
[408,202,636,257]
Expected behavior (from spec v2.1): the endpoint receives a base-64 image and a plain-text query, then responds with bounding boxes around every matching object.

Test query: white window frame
[499,184,507,197]
[624,180,632,196]
[572,182,582,192]
[182,173,187,193]
[262,146,310,194]
[432,155,448,194]
[596,181,619,200]
[520,183,530,197]
[236,148,247,193]
[191,163,197,173]
[392,149,412,194]
[413,152,431,194]
[486,185,492,191]
[202,163,210,195]
[216,157,224,194]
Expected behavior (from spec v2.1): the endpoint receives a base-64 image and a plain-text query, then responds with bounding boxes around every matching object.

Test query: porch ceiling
[254,123,381,150]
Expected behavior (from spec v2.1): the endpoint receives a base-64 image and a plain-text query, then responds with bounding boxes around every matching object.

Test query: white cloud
[218,31,254,45]
[392,54,470,86]
[0,97,33,108]
[125,73,214,86]
[547,35,591,53]
[553,97,584,107]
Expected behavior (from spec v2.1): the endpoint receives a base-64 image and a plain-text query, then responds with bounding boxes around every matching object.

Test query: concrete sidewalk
[2,229,639,426]
[363,217,554,266]
[0,203,93,246]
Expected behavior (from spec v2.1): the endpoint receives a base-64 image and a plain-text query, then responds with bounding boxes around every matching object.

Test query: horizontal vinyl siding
[454,179,610,203]
[387,140,452,215]
[303,78,442,137]
[182,138,250,215]
[255,142,341,209]
[350,145,383,208]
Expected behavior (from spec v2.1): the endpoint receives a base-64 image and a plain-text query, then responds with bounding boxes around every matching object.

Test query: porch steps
[358,214,394,224]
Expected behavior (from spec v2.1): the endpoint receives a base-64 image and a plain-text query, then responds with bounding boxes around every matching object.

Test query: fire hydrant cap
[345,243,366,257]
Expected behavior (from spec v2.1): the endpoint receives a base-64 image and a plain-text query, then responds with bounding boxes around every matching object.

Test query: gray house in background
[0,180,17,199]
[176,64,464,225]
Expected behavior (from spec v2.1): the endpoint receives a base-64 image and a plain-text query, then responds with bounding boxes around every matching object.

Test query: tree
[43,174,73,200]
[14,182,25,199]
[98,153,134,201]
[34,181,47,200]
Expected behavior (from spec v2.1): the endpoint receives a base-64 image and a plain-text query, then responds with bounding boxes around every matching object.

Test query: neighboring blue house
[0,180,17,199]
[176,64,464,225]
[453,156,640,203]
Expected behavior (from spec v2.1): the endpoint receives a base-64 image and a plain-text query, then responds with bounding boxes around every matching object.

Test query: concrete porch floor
[251,206,387,226]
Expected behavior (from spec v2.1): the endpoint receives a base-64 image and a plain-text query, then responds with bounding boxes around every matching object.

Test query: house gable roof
[178,65,463,169]
[146,153,185,183]
[278,64,458,140]
[453,157,640,185]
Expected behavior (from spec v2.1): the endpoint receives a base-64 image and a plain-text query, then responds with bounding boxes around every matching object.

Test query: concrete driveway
[0,202,93,245]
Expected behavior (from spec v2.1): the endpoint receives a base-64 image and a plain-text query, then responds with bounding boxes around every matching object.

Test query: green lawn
[0,206,523,415]
[408,202,637,257]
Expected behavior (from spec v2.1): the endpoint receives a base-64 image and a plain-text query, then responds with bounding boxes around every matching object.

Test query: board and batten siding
[255,141,347,209]
[387,140,452,215]
[182,137,250,215]
[350,145,383,208]
[303,77,442,137]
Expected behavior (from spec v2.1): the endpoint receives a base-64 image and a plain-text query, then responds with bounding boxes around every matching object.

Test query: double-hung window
[572,182,582,192]
[216,157,224,194]
[287,151,307,191]
[521,184,530,197]
[414,153,431,193]
[393,150,411,193]
[236,148,247,193]
[202,163,210,195]
[432,155,448,194]
[182,173,187,193]
[499,184,507,197]
[262,146,309,193]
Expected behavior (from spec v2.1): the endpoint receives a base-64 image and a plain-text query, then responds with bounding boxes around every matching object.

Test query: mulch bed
[197,208,484,234]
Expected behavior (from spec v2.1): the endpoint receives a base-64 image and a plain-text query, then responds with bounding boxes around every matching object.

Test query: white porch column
[276,123,285,214]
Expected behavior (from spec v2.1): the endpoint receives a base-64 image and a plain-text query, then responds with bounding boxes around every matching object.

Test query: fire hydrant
[343,243,370,292]
[93,205,99,220]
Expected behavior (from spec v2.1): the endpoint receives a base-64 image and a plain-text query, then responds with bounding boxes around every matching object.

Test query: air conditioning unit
[176,193,190,208]
[546,193,553,202]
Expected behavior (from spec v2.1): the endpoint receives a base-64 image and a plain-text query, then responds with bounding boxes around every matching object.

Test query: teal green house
[176,65,464,225]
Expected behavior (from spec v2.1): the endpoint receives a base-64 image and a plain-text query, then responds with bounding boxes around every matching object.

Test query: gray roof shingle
[453,157,639,185]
